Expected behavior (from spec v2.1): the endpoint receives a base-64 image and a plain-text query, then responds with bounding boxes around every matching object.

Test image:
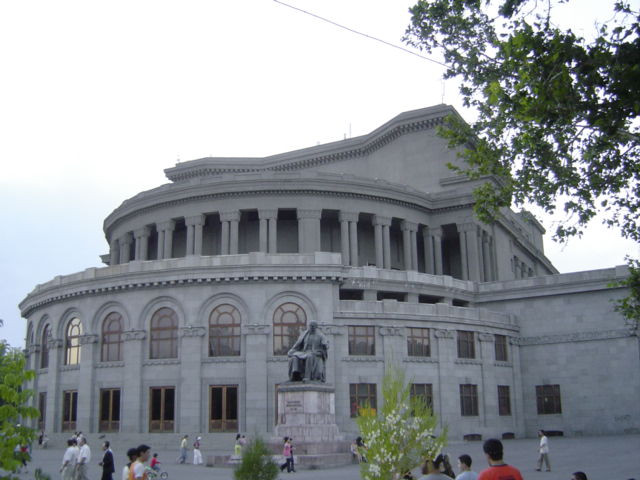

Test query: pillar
[340,211,359,266]
[371,215,387,268]
[122,330,146,433]
[134,226,150,261]
[244,325,269,433]
[482,231,492,281]
[432,227,443,275]
[179,326,205,432]
[185,215,205,256]
[118,232,133,264]
[77,334,98,431]
[382,223,391,269]
[297,209,322,253]
[157,220,175,259]
[422,227,434,274]
[258,210,274,253]
[109,238,119,266]
[339,213,350,266]
[44,338,62,433]
[401,220,418,271]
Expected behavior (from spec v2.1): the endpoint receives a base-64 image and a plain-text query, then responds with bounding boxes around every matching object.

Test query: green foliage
[611,257,640,324]
[34,468,52,480]
[356,365,447,480]
[0,340,39,480]
[233,436,279,480]
[405,0,640,243]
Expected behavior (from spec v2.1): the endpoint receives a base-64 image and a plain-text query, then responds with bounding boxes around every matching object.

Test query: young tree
[356,366,447,480]
[233,436,279,480]
[0,337,39,479]
[404,0,639,242]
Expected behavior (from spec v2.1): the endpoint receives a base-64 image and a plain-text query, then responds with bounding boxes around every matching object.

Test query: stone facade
[20,105,639,448]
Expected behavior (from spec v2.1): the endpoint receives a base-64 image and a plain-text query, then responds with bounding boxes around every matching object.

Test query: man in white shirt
[455,454,478,480]
[131,444,151,480]
[536,430,551,472]
[76,436,92,480]
[60,439,78,480]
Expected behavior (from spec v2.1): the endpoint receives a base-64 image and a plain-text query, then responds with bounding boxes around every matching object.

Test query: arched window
[40,324,51,369]
[273,302,306,355]
[150,307,178,359]
[65,318,82,365]
[209,304,241,357]
[101,312,123,362]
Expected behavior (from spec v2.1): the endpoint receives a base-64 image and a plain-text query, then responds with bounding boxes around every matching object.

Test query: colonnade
[109,209,498,282]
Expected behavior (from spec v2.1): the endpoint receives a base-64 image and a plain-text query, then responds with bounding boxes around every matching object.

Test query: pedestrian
[356,436,368,463]
[60,439,78,480]
[350,439,359,463]
[571,473,588,480]
[536,430,551,472]
[280,437,293,472]
[441,454,455,478]
[129,444,151,480]
[455,454,478,480]
[76,436,91,480]
[122,448,137,480]
[193,436,203,465]
[234,434,242,457]
[418,454,453,479]
[177,435,188,464]
[288,437,296,472]
[477,438,523,480]
[99,441,115,480]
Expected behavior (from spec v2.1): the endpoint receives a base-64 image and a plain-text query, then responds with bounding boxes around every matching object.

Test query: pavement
[6,434,639,480]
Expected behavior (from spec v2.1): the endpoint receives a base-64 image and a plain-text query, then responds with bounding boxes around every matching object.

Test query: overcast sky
[1,0,637,348]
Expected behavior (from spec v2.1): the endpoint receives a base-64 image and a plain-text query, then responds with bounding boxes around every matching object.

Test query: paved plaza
[7,434,639,480]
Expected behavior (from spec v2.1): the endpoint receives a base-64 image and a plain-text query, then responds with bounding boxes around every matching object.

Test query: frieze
[60,364,80,372]
[379,327,403,336]
[180,326,206,337]
[267,356,288,362]
[478,333,495,342]
[202,357,246,364]
[342,356,385,363]
[320,325,344,336]
[79,334,99,345]
[95,361,125,369]
[47,338,63,349]
[243,324,271,335]
[143,359,180,366]
[434,329,454,339]
[28,344,41,354]
[494,361,513,368]
[403,357,439,364]
[123,330,147,341]
[516,328,635,346]
[454,358,483,366]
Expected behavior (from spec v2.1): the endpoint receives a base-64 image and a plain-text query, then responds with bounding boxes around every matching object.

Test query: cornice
[403,356,438,364]
[515,328,635,346]
[342,356,385,362]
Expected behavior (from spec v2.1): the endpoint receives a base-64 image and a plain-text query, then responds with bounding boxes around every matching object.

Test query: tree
[356,365,447,480]
[404,0,640,242]
[233,436,279,480]
[0,338,39,480]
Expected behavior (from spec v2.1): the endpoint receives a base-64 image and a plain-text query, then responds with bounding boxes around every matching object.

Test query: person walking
[60,439,78,480]
[280,437,293,473]
[129,444,151,480]
[455,454,478,480]
[477,439,523,480]
[122,448,137,480]
[177,435,188,464]
[193,436,203,465]
[99,441,115,480]
[76,436,91,480]
[536,430,551,472]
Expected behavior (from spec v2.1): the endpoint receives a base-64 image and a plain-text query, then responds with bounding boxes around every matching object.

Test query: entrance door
[209,385,238,432]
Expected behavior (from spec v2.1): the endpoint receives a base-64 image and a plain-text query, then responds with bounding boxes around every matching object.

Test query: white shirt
[62,446,78,467]
[78,444,91,464]
[133,461,147,479]
[539,435,549,454]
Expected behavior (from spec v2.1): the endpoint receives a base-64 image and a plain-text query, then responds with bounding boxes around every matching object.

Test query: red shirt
[478,464,524,480]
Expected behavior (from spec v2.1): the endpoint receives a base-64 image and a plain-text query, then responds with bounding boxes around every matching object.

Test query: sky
[1,0,637,348]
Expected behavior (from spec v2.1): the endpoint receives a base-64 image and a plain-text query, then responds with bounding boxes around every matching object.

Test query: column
[339,213,350,266]
[185,215,205,256]
[379,327,403,374]
[478,333,495,426]
[477,229,486,282]
[44,338,63,433]
[118,232,133,264]
[297,209,322,253]
[432,227,444,275]
[457,224,469,280]
[382,223,391,269]
[77,334,98,432]
[268,216,278,254]
[410,229,418,271]
[179,326,206,432]
[157,220,175,259]
[244,325,269,433]
[229,213,240,255]
[109,238,119,266]
[401,221,418,271]
[434,329,456,429]
[220,218,230,255]
[371,216,386,268]
[460,223,481,281]
[340,211,359,266]
[258,210,271,253]
[349,217,358,267]
[422,227,434,274]
[121,330,146,433]
[482,231,492,281]
[219,211,240,255]
[134,227,150,261]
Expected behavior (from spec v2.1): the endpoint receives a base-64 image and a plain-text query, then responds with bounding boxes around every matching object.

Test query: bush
[233,436,279,480]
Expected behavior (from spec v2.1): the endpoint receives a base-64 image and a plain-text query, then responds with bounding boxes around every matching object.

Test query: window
[407,327,430,357]
[459,384,478,416]
[209,304,241,356]
[149,387,175,432]
[62,390,78,431]
[99,388,121,432]
[495,334,508,362]
[457,330,475,359]
[348,326,375,355]
[101,312,123,362]
[209,385,238,432]
[150,308,178,359]
[536,384,562,414]
[40,325,51,369]
[410,383,433,410]
[64,318,82,365]
[273,303,306,355]
[349,383,377,417]
[498,385,511,416]
[38,392,46,431]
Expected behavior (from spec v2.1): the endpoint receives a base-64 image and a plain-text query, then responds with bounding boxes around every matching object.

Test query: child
[150,453,161,472]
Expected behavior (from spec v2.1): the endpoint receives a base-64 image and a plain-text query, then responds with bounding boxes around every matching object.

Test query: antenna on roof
[177,154,181,164]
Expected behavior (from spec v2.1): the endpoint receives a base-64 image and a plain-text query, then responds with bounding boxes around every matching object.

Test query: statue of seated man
[287,321,329,382]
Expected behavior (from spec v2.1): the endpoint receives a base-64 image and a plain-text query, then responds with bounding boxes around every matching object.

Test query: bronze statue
[287,321,329,382]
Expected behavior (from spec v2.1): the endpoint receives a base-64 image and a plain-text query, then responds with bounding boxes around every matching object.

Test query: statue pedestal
[273,383,351,466]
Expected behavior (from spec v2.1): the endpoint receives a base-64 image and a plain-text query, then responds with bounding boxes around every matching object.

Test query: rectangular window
[498,385,511,416]
[99,388,121,432]
[349,383,377,417]
[149,387,175,432]
[459,384,478,416]
[495,334,508,361]
[536,384,562,414]
[209,385,238,432]
[410,383,433,410]
[407,328,430,357]
[38,392,46,431]
[62,390,78,432]
[348,326,375,355]
[457,331,475,359]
